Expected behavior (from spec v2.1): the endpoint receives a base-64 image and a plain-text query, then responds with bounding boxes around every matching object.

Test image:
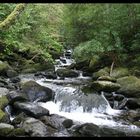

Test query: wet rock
[98,76,117,83]
[21,81,55,102]
[21,117,48,137]
[10,77,21,83]
[125,98,140,109]
[56,68,79,78]
[44,70,57,79]
[82,71,92,77]
[92,67,110,80]
[13,101,49,118]
[62,119,73,128]
[114,94,124,101]
[6,91,27,105]
[91,81,121,92]
[69,123,126,137]
[60,57,66,64]
[117,76,140,98]
[0,123,14,136]
[0,61,11,76]
[40,114,66,130]
[6,69,18,78]
[11,112,28,127]
[110,67,130,79]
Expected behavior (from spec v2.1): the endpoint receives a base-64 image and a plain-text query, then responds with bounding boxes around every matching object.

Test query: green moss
[111,67,130,79]
[0,96,9,109]
[92,67,110,80]
[0,110,6,122]
[0,127,13,136]
[8,128,26,136]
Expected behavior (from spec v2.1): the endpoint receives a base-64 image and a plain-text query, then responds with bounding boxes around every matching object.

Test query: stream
[17,49,140,136]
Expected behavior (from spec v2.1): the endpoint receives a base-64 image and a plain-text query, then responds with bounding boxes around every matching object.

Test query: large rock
[40,114,69,130]
[0,96,9,110]
[92,67,110,80]
[13,101,49,118]
[56,69,79,78]
[6,69,18,78]
[91,81,121,92]
[43,70,57,79]
[0,61,10,76]
[6,91,27,105]
[110,67,130,79]
[117,76,140,98]
[0,123,14,136]
[21,81,55,102]
[98,76,117,83]
[21,117,48,137]
[69,123,126,137]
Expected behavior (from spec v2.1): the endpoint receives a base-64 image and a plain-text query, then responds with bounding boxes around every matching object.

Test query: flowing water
[19,49,140,136]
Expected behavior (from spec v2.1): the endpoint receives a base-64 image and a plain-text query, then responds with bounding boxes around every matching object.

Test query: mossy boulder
[21,60,54,74]
[0,96,9,109]
[117,76,140,98]
[110,67,130,79]
[6,69,18,78]
[56,68,79,78]
[0,123,14,136]
[91,81,121,92]
[92,67,110,80]
[0,61,11,76]
[8,128,26,136]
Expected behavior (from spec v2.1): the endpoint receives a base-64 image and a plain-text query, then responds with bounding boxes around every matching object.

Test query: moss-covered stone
[0,123,14,136]
[0,95,9,109]
[56,68,79,78]
[0,61,11,76]
[8,128,26,136]
[110,67,130,79]
[117,76,140,98]
[0,109,6,122]
[91,81,121,92]
[92,67,110,80]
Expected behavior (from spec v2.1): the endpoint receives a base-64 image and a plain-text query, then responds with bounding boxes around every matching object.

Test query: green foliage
[62,4,140,63]
[0,4,64,62]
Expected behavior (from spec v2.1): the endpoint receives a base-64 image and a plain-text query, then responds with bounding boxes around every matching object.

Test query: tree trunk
[0,4,26,29]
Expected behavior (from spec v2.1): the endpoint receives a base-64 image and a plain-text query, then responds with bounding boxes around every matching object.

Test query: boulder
[8,128,26,137]
[92,67,110,80]
[0,96,9,110]
[117,76,140,98]
[62,119,73,128]
[13,101,49,118]
[125,98,140,109]
[43,70,57,79]
[10,77,21,83]
[69,123,126,137]
[6,69,18,78]
[56,69,79,78]
[21,117,47,137]
[21,81,55,102]
[0,61,10,76]
[110,67,130,79]
[60,57,66,64]
[40,114,67,130]
[6,91,27,105]
[91,81,121,92]
[0,123,14,136]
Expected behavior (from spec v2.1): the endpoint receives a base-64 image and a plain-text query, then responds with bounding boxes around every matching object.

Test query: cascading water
[19,49,140,135]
